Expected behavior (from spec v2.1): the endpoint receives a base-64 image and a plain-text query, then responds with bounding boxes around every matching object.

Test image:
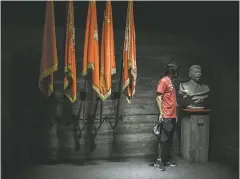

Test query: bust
[178,65,210,108]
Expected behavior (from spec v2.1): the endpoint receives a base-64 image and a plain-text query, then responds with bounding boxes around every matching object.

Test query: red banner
[64,0,77,103]
[39,1,58,98]
[122,0,137,103]
[99,1,116,101]
[82,1,100,96]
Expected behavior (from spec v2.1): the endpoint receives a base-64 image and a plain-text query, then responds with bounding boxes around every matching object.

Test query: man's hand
[158,114,164,122]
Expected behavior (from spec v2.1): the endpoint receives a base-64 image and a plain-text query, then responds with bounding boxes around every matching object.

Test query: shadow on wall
[4,46,98,164]
[4,46,58,165]
[7,46,85,164]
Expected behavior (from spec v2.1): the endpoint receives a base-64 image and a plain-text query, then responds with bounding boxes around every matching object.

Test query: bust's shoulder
[200,83,208,87]
[180,81,192,86]
[200,84,210,91]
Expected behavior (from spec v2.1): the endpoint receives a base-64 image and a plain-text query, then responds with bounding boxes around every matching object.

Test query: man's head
[164,61,179,79]
[189,65,201,82]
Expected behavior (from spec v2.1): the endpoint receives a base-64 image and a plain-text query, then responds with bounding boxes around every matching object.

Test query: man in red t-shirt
[154,61,181,171]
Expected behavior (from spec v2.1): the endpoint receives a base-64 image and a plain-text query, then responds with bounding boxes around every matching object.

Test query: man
[154,61,180,171]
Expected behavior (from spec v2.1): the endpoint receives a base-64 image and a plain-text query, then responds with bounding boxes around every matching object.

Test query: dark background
[2,1,238,33]
[2,0,239,170]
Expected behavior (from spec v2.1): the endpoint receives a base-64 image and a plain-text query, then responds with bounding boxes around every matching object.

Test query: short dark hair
[164,61,179,76]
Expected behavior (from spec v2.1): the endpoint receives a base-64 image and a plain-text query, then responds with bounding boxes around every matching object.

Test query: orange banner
[64,1,76,103]
[39,1,58,98]
[82,1,100,95]
[99,1,116,101]
[122,0,137,104]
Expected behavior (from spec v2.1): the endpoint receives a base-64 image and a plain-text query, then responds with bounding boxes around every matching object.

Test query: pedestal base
[180,109,210,163]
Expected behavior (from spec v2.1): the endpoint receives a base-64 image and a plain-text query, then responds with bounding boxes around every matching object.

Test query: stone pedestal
[180,109,210,162]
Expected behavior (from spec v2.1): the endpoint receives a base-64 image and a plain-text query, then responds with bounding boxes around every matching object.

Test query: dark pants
[158,118,176,162]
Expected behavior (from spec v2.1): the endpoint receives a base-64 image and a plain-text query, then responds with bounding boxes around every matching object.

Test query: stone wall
[2,25,238,165]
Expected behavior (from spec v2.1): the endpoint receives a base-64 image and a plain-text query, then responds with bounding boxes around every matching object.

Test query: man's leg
[164,118,177,166]
[154,142,165,171]
[149,136,162,167]
[168,119,176,159]
[149,141,165,171]
[157,141,161,159]
[149,142,160,166]
[153,119,173,171]
[160,118,177,167]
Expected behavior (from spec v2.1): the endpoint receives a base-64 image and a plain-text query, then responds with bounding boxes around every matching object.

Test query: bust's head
[189,65,201,82]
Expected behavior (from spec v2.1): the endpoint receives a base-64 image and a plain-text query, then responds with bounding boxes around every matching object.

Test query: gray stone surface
[3,158,238,179]
[181,114,210,162]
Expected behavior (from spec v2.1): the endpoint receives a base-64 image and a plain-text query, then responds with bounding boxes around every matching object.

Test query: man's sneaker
[155,159,166,171]
[164,161,177,167]
[149,159,161,167]
[148,161,159,167]
[148,163,155,167]
[153,162,158,167]
[157,164,166,171]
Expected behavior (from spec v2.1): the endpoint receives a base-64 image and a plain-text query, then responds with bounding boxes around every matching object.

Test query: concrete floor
[3,157,238,179]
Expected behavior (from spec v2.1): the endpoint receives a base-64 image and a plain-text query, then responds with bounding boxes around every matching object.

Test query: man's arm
[156,79,166,120]
[156,94,163,115]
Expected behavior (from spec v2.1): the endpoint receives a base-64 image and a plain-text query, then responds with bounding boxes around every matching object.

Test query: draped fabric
[122,0,137,103]
[64,0,77,103]
[82,1,100,96]
[39,1,58,98]
[99,1,116,101]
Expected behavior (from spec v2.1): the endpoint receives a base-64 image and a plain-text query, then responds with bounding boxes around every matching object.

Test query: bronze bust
[178,65,210,108]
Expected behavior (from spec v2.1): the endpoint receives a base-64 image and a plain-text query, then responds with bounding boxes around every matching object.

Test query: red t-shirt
[156,76,177,118]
